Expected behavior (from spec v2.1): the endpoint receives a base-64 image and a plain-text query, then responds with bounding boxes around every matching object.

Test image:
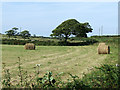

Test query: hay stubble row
[2,45,107,80]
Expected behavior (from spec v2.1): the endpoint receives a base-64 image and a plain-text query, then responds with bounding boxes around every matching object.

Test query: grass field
[2,42,117,81]
[1,36,119,88]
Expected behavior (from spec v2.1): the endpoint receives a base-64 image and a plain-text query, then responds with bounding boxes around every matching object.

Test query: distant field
[2,44,112,80]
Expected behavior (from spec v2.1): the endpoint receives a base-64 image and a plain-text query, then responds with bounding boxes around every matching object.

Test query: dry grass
[2,45,108,81]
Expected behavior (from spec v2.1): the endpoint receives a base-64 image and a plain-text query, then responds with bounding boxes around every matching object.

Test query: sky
[2,2,118,37]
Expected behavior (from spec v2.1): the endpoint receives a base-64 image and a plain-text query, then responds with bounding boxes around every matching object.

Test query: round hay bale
[98,43,106,46]
[98,44,110,54]
[24,43,35,50]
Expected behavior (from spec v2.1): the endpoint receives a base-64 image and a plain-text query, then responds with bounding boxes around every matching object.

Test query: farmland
[2,36,118,78]
[2,45,104,79]
[1,36,119,88]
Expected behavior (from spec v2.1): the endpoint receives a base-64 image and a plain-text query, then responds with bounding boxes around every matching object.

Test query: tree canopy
[5,27,19,38]
[5,30,15,38]
[20,30,31,39]
[50,19,93,42]
[5,27,31,39]
[72,22,93,37]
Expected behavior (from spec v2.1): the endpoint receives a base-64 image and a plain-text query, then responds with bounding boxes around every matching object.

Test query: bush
[81,64,119,88]
[1,38,98,46]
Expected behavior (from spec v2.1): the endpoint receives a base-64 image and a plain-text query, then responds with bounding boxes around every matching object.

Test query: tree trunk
[64,35,68,45]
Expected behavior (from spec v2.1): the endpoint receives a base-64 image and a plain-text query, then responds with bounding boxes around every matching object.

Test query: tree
[5,30,15,38]
[12,27,18,31]
[5,27,19,38]
[12,27,19,36]
[20,30,31,39]
[72,22,93,37]
[50,19,93,43]
[50,19,80,43]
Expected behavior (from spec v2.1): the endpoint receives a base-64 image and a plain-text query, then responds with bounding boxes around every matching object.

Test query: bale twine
[24,43,35,50]
[98,43,110,54]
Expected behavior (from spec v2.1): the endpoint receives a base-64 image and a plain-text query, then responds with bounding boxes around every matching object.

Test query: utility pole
[101,25,103,36]
[116,27,118,35]
[99,28,100,36]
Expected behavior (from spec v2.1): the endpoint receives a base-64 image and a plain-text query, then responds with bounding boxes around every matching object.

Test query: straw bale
[98,43,110,54]
[24,43,35,50]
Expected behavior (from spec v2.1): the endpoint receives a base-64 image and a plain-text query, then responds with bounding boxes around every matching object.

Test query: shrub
[82,64,119,88]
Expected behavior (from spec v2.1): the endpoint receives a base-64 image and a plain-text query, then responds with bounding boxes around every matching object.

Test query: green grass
[2,44,117,81]
[1,36,119,88]
[1,36,118,84]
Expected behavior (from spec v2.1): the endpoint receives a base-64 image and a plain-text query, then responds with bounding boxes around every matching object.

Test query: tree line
[5,19,93,42]
[5,27,31,39]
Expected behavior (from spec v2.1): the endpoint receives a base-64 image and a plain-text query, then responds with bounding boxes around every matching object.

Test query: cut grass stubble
[2,45,107,81]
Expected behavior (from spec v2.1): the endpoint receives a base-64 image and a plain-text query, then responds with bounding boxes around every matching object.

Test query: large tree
[72,22,93,37]
[12,27,19,36]
[5,30,15,38]
[51,19,80,42]
[50,19,93,42]
[5,27,19,38]
[20,30,31,39]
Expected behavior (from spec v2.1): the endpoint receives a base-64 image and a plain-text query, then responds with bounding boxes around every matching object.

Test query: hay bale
[98,43,110,54]
[24,43,35,50]
[98,43,106,46]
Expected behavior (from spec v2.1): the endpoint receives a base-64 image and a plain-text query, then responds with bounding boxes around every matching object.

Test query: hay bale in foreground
[24,43,35,50]
[98,43,110,54]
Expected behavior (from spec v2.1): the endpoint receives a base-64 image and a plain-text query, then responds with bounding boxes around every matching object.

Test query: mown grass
[2,44,108,80]
[1,36,119,88]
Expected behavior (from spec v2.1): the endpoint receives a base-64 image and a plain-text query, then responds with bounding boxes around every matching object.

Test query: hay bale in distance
[24,43,35,50]
[98,43,110,54]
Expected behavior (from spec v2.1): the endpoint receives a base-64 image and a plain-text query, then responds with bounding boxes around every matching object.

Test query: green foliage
[20,30,31,39]
[72,22,92,37]
[17,57,23,86]
[51,19,93,42]
[2,63,11,88]
[82,64,119,88]
[64,73,89,89]
[5,27,19,38]
[5,30,15,39]
[51,19,79,42]
[36,71,56,88]
[1,38,97,46]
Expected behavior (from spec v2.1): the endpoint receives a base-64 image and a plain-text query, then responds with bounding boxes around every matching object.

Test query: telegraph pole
[116,27,118,35]
[101,25,103,36]
[99,28,100,36]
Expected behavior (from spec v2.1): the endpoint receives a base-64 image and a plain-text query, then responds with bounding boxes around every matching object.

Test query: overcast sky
[2,2,118,37]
